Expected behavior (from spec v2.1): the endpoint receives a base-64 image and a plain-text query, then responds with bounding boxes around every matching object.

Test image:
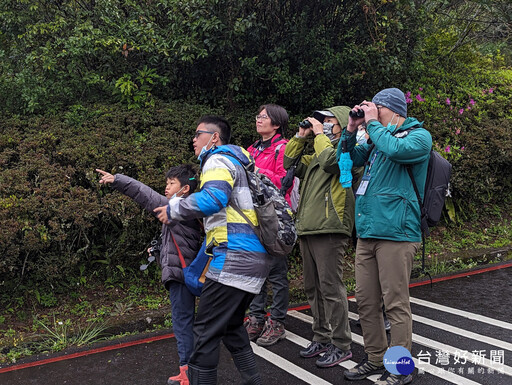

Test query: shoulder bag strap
[170,233,187,269]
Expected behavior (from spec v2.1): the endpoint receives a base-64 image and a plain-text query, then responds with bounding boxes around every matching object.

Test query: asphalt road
[1,262,511,385]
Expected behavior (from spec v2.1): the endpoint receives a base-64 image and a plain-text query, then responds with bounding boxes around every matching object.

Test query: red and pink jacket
[247,134,292,206]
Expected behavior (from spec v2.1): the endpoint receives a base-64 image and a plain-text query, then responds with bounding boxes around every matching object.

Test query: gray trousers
[355,238,420,363]
[299,233,352,351]
[249,255,289,324]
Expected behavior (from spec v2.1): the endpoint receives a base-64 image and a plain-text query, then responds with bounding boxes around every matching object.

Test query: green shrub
[404,32,512,219]
[0,101,222,302]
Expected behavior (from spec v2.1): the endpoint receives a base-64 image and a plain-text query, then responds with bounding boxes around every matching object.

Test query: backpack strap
[393,127,432,284]
[275,143,285,160]
[170,233,187,269]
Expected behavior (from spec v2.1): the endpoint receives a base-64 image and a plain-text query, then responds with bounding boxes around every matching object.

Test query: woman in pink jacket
[244,103,292,347]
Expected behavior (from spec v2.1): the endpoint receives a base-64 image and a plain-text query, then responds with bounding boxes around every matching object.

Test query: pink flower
[455,128,461,135]
[446,98,451,105]
[419,87,423,91]
[416,94,425,102]
[445,146,451,153]
[459,108,464,115]
[489,88,494,93]
[466,106,471,111]
[406,96,413,104]
[406,91,411,97]
[461,146,465,151]
[469,98,475,105]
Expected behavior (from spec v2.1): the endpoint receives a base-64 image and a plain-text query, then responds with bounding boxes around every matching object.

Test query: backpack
[403,148,452,236]
[216,151,297,257]
[275,143,300,212]
[385,127,452,234]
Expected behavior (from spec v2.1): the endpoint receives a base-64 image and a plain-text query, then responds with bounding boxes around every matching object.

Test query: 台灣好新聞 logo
[383,346,415,375]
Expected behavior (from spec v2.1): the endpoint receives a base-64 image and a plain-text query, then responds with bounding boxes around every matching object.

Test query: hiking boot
[315,344,352,368]
[344,357,385,381]
[168,365,189,385]
[244,315,264,341]
[256,318,286,347]
[299,341,329,358]
[375,371,413,385]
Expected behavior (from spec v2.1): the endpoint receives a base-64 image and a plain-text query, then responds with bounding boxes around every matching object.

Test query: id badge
[356,175,371,196]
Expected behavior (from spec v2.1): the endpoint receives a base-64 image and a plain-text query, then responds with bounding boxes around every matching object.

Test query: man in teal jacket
[340,88,432,385]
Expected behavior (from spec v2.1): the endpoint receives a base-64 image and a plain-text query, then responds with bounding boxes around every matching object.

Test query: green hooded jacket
[283,106,355,236]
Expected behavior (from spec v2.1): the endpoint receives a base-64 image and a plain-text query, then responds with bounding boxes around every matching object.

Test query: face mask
[198,134,215,161]
[170,186,186,200]
[386,114,398,131]
[356,131,367,145]
[322,123,337,141]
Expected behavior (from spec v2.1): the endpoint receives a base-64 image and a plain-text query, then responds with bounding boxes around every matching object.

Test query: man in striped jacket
[155,116,270,385]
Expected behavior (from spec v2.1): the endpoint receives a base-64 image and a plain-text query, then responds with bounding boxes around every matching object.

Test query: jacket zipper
[325,193,329,218]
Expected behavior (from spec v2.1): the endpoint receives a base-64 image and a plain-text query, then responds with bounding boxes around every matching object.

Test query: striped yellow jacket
[167,145,271,294]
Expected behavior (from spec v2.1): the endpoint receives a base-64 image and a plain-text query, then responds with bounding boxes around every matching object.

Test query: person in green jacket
[283,106,355,368]
[341,88,432,385]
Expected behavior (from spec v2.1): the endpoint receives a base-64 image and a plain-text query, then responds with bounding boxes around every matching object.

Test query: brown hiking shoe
[256,318,286,346]
[244,315,264,341]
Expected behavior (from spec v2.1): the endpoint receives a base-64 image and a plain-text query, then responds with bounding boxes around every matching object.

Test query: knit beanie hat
[372,88,407,118]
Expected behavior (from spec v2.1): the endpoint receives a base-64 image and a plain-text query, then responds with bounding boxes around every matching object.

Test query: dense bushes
[1,0,511,301]
[0,0,428,114]
[404,31,512,218]
[0,102,222,301]
[2,91,512,300]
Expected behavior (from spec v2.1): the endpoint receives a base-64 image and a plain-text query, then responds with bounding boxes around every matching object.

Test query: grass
[1,214,512,364]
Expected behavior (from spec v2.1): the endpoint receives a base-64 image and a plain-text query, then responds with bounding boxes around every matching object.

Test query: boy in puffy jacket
[97,164,201,385]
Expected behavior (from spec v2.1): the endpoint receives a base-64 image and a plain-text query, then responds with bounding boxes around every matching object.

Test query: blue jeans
[168,281,196,365]
[248,256,289,324]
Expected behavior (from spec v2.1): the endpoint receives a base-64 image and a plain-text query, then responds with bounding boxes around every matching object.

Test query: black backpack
[406,150,452,235]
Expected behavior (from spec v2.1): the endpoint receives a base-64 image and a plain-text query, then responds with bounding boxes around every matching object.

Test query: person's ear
[180,184,190,196]
[212,131,221,145]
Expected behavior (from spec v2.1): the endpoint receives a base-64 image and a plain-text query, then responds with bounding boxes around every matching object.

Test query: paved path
[1,262,511,385]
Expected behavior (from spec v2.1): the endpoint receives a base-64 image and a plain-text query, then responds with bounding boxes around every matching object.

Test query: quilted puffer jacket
[111,174,202,289]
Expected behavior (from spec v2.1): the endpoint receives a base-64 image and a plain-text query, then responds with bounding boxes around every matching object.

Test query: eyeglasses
[194,130,216,138]
[255,114,269,121]
[376,105,384,110]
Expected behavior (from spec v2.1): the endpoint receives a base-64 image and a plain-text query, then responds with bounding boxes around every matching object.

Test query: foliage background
[1,0,512,303]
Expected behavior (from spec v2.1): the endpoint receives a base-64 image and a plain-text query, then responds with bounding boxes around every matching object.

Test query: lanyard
[366,150,380,176]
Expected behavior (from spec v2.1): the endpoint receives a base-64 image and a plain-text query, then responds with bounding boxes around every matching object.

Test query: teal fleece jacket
[338,117,432,242]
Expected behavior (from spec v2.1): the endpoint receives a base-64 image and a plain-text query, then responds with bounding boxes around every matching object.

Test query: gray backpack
[219,152,298,257]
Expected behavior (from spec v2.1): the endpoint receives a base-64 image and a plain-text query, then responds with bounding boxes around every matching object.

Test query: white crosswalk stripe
[244,268,511,385]
[251,342,334,385]
[288,310,484,385]
[408,297,512,330]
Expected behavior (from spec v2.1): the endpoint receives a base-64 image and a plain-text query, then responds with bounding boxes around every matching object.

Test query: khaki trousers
[299,234,352,351]
[355,238,419,363]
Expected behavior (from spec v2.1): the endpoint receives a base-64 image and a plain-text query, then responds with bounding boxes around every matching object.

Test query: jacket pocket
[371,192,408,238]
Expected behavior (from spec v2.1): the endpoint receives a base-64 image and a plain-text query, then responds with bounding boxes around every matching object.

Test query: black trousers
[189,278,255,369]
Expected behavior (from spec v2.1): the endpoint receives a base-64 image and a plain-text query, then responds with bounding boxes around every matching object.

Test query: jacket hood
[211,144,254,168]
[327,106,351,128]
